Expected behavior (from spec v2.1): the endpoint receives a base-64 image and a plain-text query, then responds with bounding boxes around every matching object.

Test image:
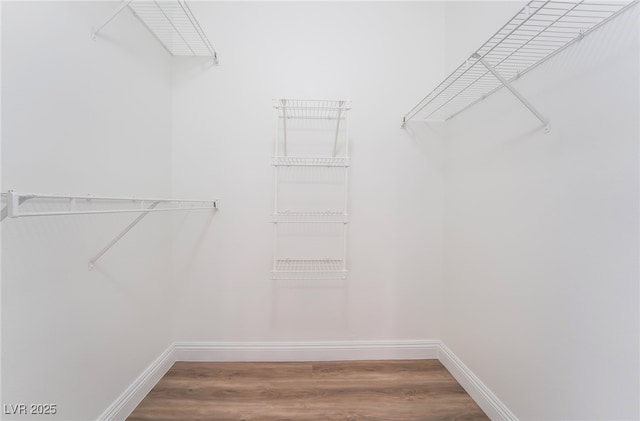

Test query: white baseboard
[97,345,175,421]
[438,343,518,421]
[98,340,517,421]
[173,340,440,362]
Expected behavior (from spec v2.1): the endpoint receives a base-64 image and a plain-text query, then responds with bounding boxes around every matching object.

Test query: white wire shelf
[402,0,638,126]
[93,0,218,62]
[3,191,216,218]
[273,157,350,167]
[272,259,347,280]
[274,99,351,120]
[1,191,218,270]
[273,211,348,224]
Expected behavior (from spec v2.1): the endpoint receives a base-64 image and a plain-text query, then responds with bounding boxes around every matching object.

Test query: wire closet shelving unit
[272,99,351,280]
[402,0,638,130]
[92,0,218,62]
[1,191,217,270]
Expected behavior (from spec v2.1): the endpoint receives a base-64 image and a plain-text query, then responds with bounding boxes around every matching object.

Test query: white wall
[3,2,638,420]
[442,3,640,420]
[169,2,446,343]
[2,2,175,419]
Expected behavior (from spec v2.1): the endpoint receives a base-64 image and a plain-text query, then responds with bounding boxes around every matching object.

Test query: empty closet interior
[1,1,638,420]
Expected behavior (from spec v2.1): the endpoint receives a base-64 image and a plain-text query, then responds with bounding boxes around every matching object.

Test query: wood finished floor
[127,359,489,421]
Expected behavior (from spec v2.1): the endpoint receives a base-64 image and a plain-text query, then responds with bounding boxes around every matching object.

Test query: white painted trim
[98,340,518,421]
[173,340,440,362]
[97,345,175,421]
[438,343,518,421]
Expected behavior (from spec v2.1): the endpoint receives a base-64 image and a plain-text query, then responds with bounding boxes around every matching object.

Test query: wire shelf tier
[273,211,348,224]
[403,0,638,123]
[272,259,347,280]
[273,157,350,167]
[274,99,351,120]
[128,1,217,59]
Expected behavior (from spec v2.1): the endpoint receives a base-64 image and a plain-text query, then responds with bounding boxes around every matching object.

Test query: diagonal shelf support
[88,201,160,270]
[333,101,344,157]
[474,54,550,133]
[91,0,133,40]
[281,99,288,157]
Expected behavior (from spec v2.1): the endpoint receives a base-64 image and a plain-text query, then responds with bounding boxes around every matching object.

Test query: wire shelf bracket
[88,200,160,270]
[0,193,31,222]
[476,53,550,133]
[3,191,217,270]
[91,0,218,63]
[402,0,639,131]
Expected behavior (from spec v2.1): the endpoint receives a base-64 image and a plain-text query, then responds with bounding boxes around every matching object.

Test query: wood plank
[127,360,489,421]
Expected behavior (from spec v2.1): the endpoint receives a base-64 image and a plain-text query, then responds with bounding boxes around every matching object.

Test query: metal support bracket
[474,54,550,133]
[2,191,30,221]
[88,201,160,270]
[5,197,31,220]
[281,99,288,157]
[333,101,344,157]
[91,0,133,40]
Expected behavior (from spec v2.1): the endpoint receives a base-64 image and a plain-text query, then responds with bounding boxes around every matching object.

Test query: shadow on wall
[172,56,219,87]
[533,4,640,98]
[171,210,219,282]
[401,120,447,173]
